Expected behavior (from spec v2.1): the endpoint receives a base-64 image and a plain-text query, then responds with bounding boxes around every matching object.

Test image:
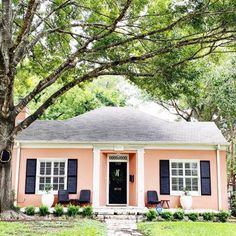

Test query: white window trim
[36,158,68,194]
[170,159,201,196]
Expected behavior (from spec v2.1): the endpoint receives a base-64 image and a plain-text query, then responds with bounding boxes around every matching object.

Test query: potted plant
[180,188,192,210]
[41,184,54,208]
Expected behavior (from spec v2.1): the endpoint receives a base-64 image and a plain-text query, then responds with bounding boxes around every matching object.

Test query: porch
[92,148,145,208]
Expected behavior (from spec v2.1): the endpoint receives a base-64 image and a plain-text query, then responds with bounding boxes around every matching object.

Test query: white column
[14,142,21,206]
[92,147,100,207]
[216,144,222,210]
[137,148,145,208]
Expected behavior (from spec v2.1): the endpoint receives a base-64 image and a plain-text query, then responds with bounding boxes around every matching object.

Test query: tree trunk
[0,119,15,212]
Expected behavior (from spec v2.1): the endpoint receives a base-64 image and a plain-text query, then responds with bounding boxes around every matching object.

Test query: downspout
[14,142,21,206]
[216,144,221,210]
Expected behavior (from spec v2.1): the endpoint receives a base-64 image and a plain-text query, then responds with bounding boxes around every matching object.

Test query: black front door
[109,162,127,204]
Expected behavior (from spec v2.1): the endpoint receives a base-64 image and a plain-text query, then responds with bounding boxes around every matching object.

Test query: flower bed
[145,209,230,223]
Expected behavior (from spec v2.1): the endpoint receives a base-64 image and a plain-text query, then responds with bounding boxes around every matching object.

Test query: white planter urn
[180,195,192,210]
[41,192,54,208]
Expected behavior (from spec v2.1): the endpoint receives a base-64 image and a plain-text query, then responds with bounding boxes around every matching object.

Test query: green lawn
[0,219,106,236]
[138,222,236,236]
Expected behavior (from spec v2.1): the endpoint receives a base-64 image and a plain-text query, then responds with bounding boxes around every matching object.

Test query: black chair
[147,190,161,206]
[78,189,91,205]
[58,190,70,204]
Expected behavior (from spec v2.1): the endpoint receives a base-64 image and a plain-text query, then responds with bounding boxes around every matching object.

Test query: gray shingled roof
[17,107,228,145]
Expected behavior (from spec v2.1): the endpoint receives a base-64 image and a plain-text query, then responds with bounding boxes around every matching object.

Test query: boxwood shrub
[82,206,93,218]
[25,206,35,216]
[39,205,49,216]
[202,212,214,221]
[146,209,157,221]
[187,213,199,221]
[217,211,230,223]
[67,204,79,217]
[160,211,173,221]
[53,204,64,216]
[173,210,184,220]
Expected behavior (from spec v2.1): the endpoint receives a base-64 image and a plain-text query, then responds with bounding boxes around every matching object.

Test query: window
[170,160,200,195]
[37,159,67,193]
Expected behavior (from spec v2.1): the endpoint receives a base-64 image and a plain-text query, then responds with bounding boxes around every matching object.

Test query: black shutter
[25,159,37,194]
[160,160,170,195]
[200,161,211,195]
[67,159,77,194]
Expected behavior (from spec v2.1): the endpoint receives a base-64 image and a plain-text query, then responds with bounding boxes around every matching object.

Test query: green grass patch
[0,219,106,236]
[138,221,236,236]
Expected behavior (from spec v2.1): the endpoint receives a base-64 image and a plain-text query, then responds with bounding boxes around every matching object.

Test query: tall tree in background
[0,0,236,211]
[133,53,236,189]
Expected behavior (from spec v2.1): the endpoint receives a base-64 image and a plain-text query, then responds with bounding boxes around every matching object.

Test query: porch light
[0,150,11,163]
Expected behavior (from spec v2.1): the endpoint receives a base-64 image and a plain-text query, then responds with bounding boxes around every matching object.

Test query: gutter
[14,142,21,206]
[216,144,222,210]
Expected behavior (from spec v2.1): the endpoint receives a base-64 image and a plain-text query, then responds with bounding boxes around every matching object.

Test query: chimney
[16,107,30,124]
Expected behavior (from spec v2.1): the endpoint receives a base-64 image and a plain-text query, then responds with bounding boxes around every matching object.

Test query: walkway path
[104,216,143,236]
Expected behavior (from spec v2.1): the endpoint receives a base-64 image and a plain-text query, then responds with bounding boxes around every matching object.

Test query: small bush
[39,205,49,216]
[202,212,214,221]
[25,206,35,216]
[173,210,184,220]
[217,211,230,223]
[53,204,64,216]
[146,209,157,221]
[160,211,173,221]
[82,206,93,218]
[67,204,79,217]
[187,213,199,221]
[12,205,21,212]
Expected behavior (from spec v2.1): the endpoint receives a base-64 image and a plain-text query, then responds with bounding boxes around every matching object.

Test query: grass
[138,222,236,236]
[0,219,106,236]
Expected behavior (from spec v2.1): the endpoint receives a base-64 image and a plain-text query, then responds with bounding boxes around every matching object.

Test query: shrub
[146,209,157,221]
[25,206,35,216]
[173,210,184,220]
[82,206,93,218]
[67,204,79,217]
[187,213,199,221]
[39,205,49,216]
[217,211,230,223]
[53,204,64,216]
[12,205,21,213]
[202,212,214,221]
[160,211,173,221]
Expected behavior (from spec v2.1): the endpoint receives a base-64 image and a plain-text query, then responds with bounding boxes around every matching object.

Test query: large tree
[0,0,236,211]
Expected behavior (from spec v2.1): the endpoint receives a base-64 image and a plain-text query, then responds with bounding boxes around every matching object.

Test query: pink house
[12,107,228,210]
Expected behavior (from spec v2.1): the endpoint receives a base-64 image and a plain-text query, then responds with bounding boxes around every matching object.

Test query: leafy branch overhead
[0,0,236,136]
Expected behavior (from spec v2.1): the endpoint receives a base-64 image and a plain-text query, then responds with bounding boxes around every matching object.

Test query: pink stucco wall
[13,148,93,207]
[12,147,228,210]
[144,149,228,210]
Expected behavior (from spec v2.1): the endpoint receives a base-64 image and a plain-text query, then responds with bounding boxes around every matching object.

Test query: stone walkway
[104,216,143,236]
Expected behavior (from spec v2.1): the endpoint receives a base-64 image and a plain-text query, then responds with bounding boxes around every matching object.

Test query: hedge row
[23,204,93,217]
[146,209,230,223]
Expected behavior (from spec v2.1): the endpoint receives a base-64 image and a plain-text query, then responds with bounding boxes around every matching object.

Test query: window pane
[172,185,178,191]
[185,169,191,176]
[54,168,59,175]
[178,163,183,168]
[46,168,51,175]
[171,162,177,168]
[53,177,58,184]
[54,162,59,168]
[185,163,190,169]
[192,170,198,176]
[39,184,44,191]
[46,177,51,183]
[172,169,177,176]
[178,169,183,176]
[39,177,44,183]
[192,163,197,169]
[59,184,64,190]
[59,177,64,184]
[53,184,58,190]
